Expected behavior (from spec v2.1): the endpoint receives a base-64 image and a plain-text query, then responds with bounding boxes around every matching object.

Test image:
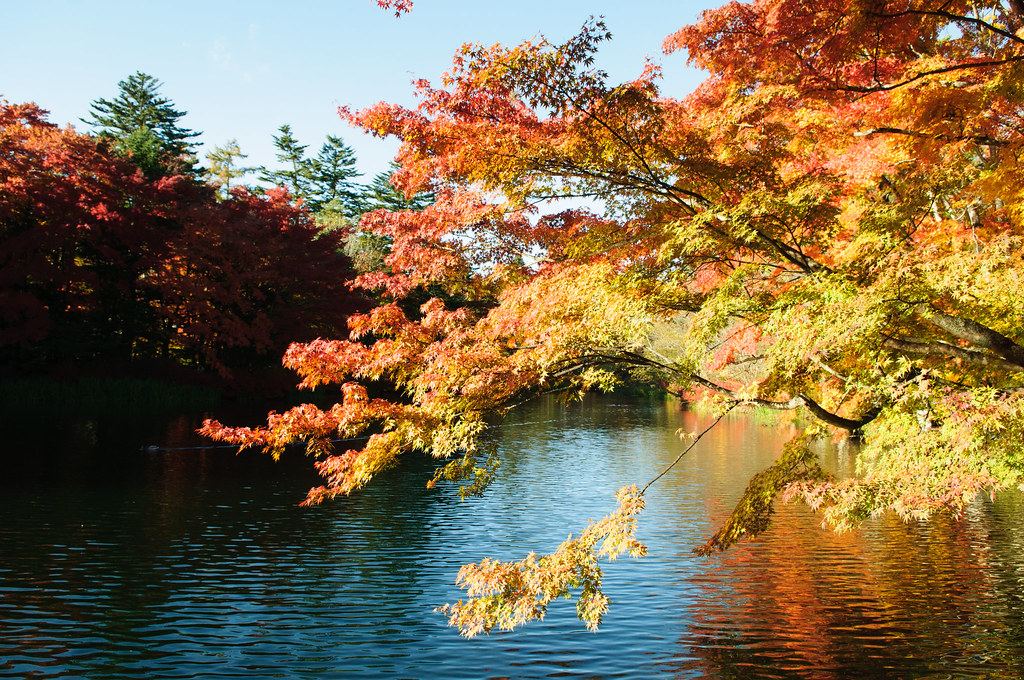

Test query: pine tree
[308,135,363,216]
[363,161,434,212]
[342,162,433,274]
[83,71,200,178]
[258,124,313,199]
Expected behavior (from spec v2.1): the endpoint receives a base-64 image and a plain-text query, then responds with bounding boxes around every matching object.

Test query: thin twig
[640,403,736,495]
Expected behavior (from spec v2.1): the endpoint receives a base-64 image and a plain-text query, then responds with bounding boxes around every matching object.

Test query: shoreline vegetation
[1,76,433,428]
[6,0,1024,640]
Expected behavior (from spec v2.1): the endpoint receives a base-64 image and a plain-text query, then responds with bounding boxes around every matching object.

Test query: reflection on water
[2,395,1024,679]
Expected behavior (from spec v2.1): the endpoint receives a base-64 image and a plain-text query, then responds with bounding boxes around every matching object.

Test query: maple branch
[855,126,1011,147]
[493,384,579,416]
[915,305,1024,370]
[569,347,879,432]
[707,213,828,276]
[793,396,882,432]
[568,99,697,210]
[640,403,736,495]
[866,9,1024,47]
[687,374,881,432]
[843,55,1024,95]
[527,156,705,213]
[811,355,849,382]
[750,227,830,274]
[516,60,709,212]
[525,190,610,204]
[883,336,1024,373]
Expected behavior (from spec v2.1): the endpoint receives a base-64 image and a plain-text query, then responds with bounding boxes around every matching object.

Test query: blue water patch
[1,395,1023,679]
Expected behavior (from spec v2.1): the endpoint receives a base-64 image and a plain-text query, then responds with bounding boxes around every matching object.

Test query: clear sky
[2,1,715,181]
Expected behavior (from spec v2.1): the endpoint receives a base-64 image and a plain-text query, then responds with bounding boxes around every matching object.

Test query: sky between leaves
[1,0,714,180]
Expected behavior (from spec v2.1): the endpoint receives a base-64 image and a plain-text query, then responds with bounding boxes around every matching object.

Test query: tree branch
[855,126,1010,147]
[916,305,1024,370]
[685,375,880,432]
[641,403,736,495]
[553,348,881,432]
[843,56,1024,96]
[884,336,1024,373]
[867,8,1024,46]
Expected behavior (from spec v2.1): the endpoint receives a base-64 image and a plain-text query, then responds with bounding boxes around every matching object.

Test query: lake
[2,395,1023,678]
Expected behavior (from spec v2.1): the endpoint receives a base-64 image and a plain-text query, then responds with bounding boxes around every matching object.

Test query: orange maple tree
[205,0,1024,634]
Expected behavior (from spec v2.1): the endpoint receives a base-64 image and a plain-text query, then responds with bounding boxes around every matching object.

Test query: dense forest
[0,72,429,394]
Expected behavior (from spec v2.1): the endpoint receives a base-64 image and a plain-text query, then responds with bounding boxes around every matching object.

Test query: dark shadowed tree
[2,101,362,381]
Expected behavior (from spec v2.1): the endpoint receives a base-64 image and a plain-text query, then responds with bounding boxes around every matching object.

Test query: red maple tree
[1,101,361,382]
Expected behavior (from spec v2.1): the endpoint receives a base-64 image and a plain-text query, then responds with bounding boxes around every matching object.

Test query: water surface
[2,396,1023,678]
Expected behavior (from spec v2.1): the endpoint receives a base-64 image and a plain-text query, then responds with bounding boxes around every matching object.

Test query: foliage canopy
[0,102,360,380]
[205,0,1024,635]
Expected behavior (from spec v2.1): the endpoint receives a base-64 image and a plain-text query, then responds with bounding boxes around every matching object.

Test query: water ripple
[3,396,1024,679]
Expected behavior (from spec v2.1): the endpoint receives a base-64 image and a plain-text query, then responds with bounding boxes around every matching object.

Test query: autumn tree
[0,101,360,381]
[148,185,361,377]
[0,100,164,367]
[83,71,201,178]
[205,139,254,198]
[204,0,1024,635]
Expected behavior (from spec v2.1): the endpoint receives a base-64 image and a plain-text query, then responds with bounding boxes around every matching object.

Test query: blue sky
[3,1,715,181]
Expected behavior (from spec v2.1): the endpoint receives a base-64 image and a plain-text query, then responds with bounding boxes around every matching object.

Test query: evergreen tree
[258,124,313,199]
[343,162,433,274]
[259,127,365,217]
[308,134,363,216]
[83,71,200,178]
[363,161,434,212]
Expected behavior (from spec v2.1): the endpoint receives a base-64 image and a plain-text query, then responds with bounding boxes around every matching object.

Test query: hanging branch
[641,403,736,495]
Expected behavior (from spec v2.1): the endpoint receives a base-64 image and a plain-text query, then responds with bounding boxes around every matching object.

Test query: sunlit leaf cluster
[437,485,647,637]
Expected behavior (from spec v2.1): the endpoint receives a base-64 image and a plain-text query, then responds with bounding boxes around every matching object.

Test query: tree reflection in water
[2,395,1024,679]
